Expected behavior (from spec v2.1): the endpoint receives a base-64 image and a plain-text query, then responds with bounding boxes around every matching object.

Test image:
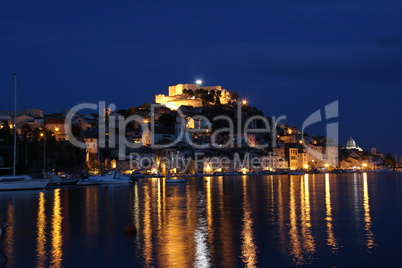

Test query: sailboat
[0,74,50,191]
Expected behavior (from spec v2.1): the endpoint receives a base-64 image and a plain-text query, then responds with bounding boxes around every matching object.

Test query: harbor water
[0,173,402,267]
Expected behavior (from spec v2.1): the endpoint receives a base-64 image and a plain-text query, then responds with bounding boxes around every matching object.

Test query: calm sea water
[0,173,402,267]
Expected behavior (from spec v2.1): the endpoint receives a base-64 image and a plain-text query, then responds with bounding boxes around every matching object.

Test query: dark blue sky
[1,1,401,155]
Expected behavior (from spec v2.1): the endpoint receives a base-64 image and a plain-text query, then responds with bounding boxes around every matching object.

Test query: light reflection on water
[325,173,339,253]
[193,191,211,268]
[141,183,154,266]
[289,176,303,265]
[50,189,63,267]
[0,173,399,267]
[36,192,46,267]
[362,173,376,251]
[240,176,258,268]
[4,202,14,266]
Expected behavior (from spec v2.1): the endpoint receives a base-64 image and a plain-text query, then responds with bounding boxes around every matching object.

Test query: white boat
[0,175,50,191]
[165,178,185,183]
[78,171,132,185]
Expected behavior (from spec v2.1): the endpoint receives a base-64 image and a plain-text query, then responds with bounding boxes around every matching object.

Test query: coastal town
[0,82,399,178]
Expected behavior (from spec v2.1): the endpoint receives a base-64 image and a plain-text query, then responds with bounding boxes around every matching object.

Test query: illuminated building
[155,83,231,110]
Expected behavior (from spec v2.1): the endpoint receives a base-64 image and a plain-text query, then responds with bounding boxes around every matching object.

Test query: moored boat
[46,173,79,187]
[78,171,132,185]
[130,170,145,179]
[165,178,185,183]
[288,170,304,175]
[0,175,50,191]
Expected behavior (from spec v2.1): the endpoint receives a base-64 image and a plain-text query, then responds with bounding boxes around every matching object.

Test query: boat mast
[13,73,17,176]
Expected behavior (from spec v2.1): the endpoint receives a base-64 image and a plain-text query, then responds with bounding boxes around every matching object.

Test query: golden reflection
[50,189,63,267]
[185,180,197,266]
[216,176,236,266]
[157,179,161,229]
[193,190,211,267]
[240,176,258,268]
[4,202,15,265]
[186,181,196,228]
[325,174,338,252]
[277,178,287,254]
[36,192,47,267]
[142,184,154,266]
[205,177,214,255]
[289,177,303,265]
[300,175,315,254]
[363,173,376,251]
[133,183,141,257]
[156,180,195,267]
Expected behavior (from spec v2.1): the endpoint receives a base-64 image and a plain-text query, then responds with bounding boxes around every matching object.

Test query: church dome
[346,137,357,149]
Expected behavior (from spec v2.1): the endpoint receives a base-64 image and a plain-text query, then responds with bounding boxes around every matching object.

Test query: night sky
[1,1,401,155]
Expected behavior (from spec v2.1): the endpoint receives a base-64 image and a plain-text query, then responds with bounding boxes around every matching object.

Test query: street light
[40,133,46,172]
[195,79,203,87]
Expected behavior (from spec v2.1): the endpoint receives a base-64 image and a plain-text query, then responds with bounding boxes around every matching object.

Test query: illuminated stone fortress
[155,82,231,110]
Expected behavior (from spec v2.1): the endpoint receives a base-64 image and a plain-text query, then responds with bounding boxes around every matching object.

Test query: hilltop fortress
[155,83,231,109]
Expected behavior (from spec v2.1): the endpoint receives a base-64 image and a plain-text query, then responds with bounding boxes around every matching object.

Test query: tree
[128,107,137,115]
[231,91,240,100]
[0,124,13,144]
[157,113,177,127]
[139,103,151,110]
[21,123,32,137]
[215,95,221,105]
[116,109,129,118]
[384,153,396,168]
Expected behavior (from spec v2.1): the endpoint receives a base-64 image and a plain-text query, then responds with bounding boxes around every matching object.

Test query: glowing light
[55,127,59,132]
[325,174,339,252]
[300,175,315,255]
[363,173,376,250]
[324,163,329,168]
[241,167,248,174]
[242,99,248,105]
[362,163,367,167]
[195,79,203,86]
[240,178,258,267]
[50,189,63,267]
[303,165,309,169]
[36,192,47,267]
